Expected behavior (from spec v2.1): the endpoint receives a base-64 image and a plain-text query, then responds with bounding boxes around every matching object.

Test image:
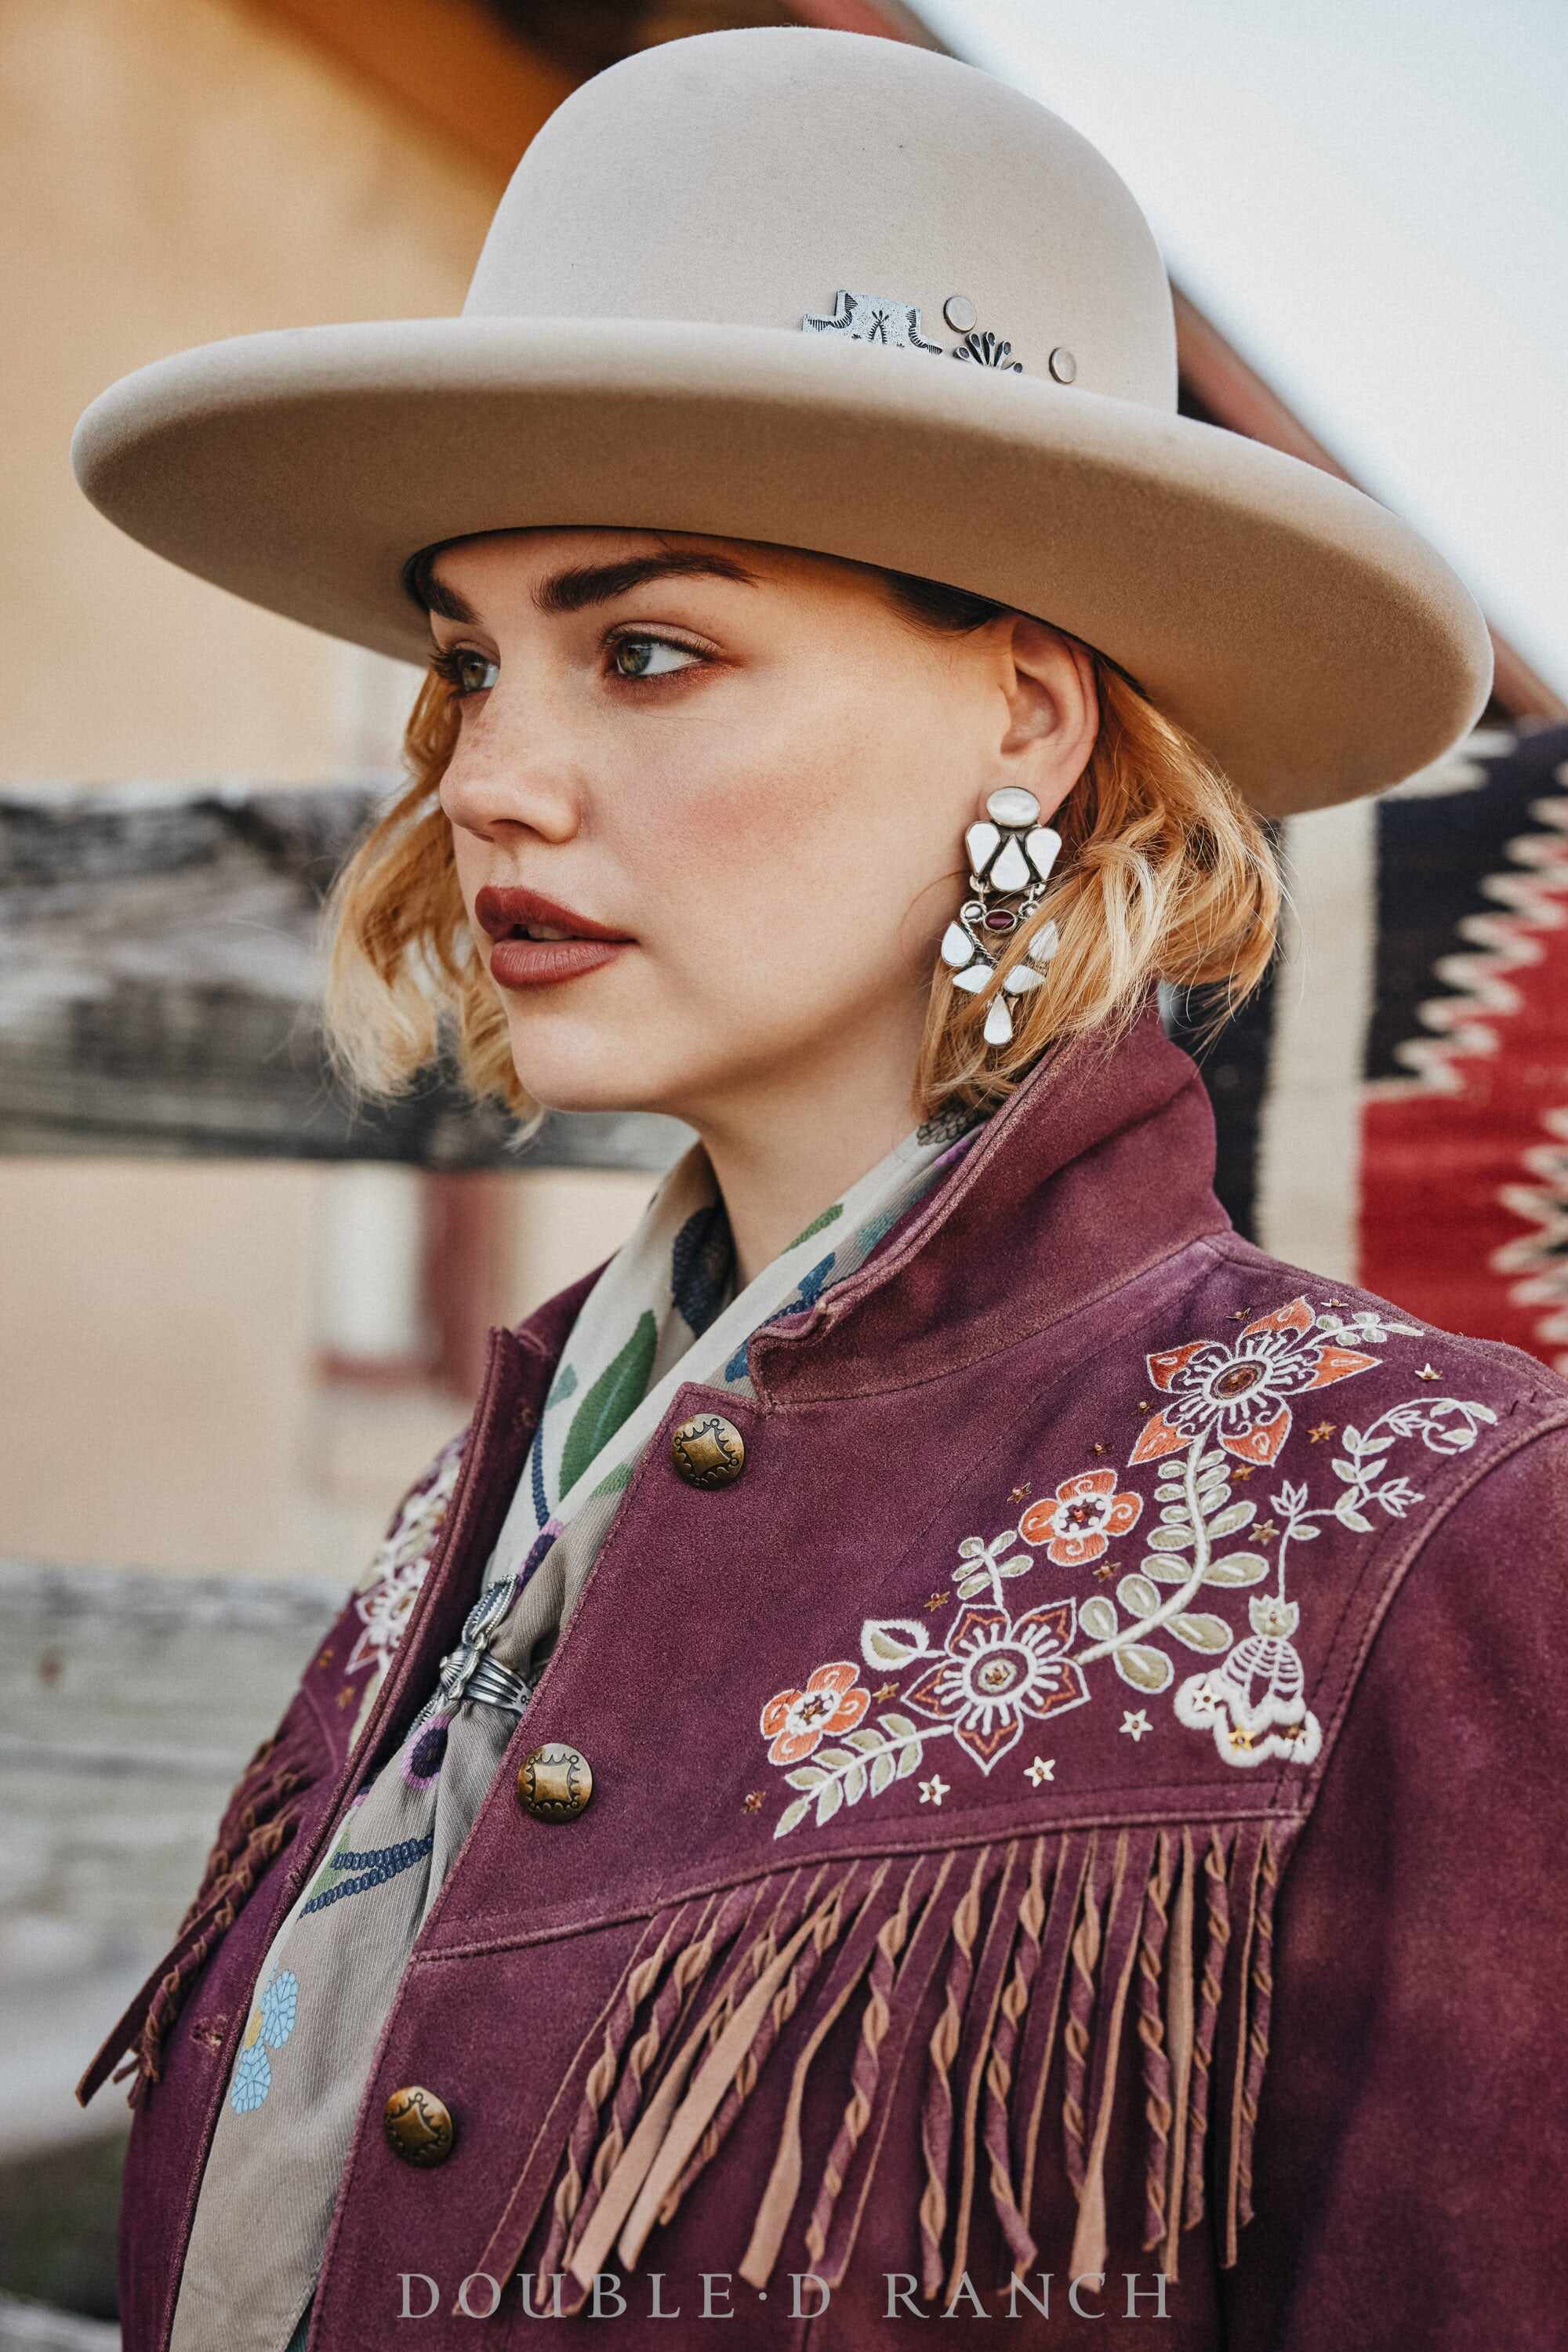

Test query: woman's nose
[438,731,581,844]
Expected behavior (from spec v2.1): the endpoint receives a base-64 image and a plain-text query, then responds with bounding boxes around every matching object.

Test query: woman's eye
[430,633,706,699]
[430,647,498,697]
[609,633,704,681]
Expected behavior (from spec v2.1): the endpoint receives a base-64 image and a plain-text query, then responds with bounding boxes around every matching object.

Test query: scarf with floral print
[168,1098,991,2352]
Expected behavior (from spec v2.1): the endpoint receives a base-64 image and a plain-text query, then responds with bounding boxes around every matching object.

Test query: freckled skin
[434,525,1096,1279]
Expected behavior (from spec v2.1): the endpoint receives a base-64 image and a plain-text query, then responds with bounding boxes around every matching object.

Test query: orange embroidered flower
[1130,1295,1377,1469]
[760,1661,870,1766]
[1018,1468,1143,1565]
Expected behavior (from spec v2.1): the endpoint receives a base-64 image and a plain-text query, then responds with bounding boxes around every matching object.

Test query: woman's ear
[988,615,1098,821]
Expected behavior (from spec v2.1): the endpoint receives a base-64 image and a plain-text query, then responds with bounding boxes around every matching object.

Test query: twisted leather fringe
[477,1816,1299,2311]
[111,1714,319,2106]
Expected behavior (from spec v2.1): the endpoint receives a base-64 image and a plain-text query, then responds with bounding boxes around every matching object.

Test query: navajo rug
[1167,721,1568,1374]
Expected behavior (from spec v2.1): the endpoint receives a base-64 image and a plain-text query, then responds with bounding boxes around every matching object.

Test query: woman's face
[428,526,1094,1132]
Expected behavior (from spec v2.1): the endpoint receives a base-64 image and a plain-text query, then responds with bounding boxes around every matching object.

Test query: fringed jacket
[78,1004,1568,2348]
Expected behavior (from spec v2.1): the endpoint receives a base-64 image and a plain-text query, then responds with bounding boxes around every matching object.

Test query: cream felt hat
[71,24,1491,818]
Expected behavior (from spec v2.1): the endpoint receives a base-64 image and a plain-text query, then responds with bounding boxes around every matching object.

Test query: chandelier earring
[936,786,1063,1047]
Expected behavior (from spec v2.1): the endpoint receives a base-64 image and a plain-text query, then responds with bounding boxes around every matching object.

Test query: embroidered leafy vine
[757,1294,1500,1828]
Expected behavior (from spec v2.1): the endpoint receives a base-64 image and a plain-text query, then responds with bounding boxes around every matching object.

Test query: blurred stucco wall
[2,0,651,1577]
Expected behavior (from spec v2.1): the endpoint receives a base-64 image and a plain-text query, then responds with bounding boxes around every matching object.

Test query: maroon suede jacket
[79,1005,1568,2348]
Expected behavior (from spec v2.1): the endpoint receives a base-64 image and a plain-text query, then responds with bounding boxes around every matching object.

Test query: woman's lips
[473,882,634,990]
[487,935,630,990]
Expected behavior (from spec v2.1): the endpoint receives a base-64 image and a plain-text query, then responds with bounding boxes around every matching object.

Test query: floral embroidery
[229,1968,298,2114]
[902,1599,1088,1770]
[759,1661,870,1766]
[347,1432,466,1681]
[1130,1295,1397,1468]
[352,1432,464,1602]
[1019,1467,1143,1565]
[755,1294,1498,1831]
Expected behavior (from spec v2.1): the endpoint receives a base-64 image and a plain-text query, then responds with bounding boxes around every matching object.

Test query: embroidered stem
[1073,1429,1218,1672]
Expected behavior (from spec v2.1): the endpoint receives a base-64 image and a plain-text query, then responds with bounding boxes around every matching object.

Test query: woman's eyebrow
[533,550,764,615]
[420,572,481,624]
[421,550,763,627]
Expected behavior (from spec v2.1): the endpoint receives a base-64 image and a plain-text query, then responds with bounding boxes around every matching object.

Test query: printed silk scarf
[168,1097,991,2352]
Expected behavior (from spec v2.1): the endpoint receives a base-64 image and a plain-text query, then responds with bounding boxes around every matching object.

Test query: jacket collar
[746,996,1232,1405]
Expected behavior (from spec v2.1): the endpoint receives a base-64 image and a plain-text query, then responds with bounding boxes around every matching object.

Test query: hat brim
[72,315,1491,816]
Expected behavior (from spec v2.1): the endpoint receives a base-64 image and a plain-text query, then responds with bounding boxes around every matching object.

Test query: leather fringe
[476,1816,1300,2307]
[111,1710,321,2106]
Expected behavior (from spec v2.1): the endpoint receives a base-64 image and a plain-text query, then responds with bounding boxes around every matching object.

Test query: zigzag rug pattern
[1359,723,1568,1368]
[1172,724,1568,1373]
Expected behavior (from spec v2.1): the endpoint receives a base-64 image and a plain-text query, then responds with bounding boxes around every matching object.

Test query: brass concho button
[670,1410,746,1488]
[383,2084,456,2166]
[517,1741,594,1821]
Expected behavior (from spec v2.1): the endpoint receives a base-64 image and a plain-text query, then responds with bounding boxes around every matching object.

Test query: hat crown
[462,27,1177,411]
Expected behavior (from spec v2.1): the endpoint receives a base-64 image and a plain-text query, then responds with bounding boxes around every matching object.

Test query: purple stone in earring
[938,786,1062,1047]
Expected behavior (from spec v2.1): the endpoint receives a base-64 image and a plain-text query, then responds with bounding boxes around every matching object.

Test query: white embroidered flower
[346,1436,466,1681]
[903,1599,1089,1773]
[353,1435,464,1595]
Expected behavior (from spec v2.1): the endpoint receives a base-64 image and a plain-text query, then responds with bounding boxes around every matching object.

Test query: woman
[69,25,1566,2352]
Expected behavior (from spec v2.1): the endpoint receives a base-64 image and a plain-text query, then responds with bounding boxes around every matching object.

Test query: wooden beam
[1,1556,341,2168]
[0,784,690,1171]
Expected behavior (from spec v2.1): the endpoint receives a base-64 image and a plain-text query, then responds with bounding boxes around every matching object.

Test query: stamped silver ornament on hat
[938,786,1062,1047]
[67,24,1493,815]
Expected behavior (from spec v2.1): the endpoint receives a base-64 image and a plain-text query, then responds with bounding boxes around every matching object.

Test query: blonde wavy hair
[322,557,1282,1141]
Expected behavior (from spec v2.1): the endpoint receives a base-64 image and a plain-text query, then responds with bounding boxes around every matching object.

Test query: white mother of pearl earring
[1004,917,1062,993]
[938,786,1063,1044]
[986,786,1040,826]
[939,917,978,969]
